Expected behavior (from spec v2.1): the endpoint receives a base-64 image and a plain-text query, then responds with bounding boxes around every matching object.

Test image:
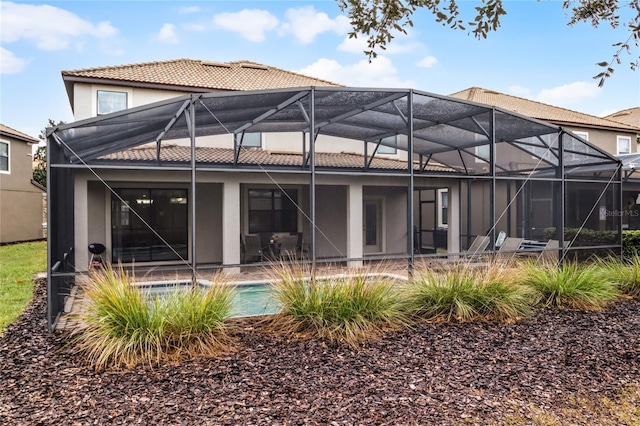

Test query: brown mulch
[1,279,639,425]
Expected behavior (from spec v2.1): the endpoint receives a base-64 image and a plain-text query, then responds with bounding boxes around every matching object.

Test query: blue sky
[1,0,638,141]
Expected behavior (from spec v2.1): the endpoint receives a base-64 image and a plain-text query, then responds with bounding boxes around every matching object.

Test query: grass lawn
[0,241,47,333]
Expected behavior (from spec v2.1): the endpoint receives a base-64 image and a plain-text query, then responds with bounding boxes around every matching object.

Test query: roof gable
[0,124,38,144]
[450,87,638,132]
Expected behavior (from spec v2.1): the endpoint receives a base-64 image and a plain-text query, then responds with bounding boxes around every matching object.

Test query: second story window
[618,136,631,155]
[0,141,9,173]
[97,90,127,115]
[239,132,262,148]
[377,136,397,154]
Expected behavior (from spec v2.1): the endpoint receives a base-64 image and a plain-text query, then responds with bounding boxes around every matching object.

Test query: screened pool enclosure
[46,87,623,330]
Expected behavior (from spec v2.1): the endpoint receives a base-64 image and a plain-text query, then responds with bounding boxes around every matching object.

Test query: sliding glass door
[111,189,188,263]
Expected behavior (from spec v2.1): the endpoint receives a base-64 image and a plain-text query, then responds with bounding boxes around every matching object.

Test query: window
[111,189,188,263]
[437,189,448,227]
[618,136,631,155]
[97,90,127,115]
[377,136,397,154]
[0,141,8,173]
[475,144,490,162]
[248,188,298,233]
[241,132,262,148]
[566,131,589,162]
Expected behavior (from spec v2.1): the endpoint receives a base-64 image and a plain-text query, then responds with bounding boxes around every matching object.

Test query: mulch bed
[1,279,639,425]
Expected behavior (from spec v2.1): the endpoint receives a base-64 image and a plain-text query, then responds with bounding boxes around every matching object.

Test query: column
[447,183,460,255]
[347,183,363,268]
[222,180,241,273]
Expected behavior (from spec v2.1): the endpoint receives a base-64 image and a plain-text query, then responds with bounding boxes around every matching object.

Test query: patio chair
[464,235,490,259]
[495,237,524,261]
[539,239,559,263]
[242,234,263,263]
[278,234,298,258]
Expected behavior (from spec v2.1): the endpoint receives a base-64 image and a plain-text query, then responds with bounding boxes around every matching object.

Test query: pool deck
[54,260,412,332]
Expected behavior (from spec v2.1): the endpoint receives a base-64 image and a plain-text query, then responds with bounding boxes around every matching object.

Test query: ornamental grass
[265,261,410,347]
[70,264,234,370]
[595,255,640,298]
[406,261,537,322]
[520,260,620,310]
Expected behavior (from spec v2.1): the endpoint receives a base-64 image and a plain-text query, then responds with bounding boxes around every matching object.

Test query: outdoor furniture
[242,234,263,263]
[278,234,298,258]
[464,235,490,258]
[495,237,524,261]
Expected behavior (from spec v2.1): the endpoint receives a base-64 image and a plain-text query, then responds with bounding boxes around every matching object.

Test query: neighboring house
[0,124,44,243]
[46,60,624,329]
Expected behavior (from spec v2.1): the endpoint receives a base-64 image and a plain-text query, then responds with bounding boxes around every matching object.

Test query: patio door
[363,198,383,254]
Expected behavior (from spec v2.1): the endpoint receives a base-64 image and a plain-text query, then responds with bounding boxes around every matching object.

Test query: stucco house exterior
[46,59,623,329]
[0,124,44,243]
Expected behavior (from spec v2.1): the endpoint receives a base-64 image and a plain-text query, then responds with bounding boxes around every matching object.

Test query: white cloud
[184,23,206,32]
[280,6,350,44]
[0,1,117,51]
[507,85,532,97]
[157,23,179,44]
[338,35,368,53]
[213,9,278,42]
[179,6,200,14]
[0,47,27,74]
[536,81,600,106]
[416,56,438,69]
[298,56,413,88]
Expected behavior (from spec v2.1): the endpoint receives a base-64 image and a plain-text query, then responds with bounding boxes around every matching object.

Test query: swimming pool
[137,280,279,318]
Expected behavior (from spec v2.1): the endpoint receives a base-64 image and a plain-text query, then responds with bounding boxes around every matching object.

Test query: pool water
[139,281,279,318]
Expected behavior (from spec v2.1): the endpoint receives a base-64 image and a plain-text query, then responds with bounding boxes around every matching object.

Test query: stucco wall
[0,137,43,243]
[565,126,637,155]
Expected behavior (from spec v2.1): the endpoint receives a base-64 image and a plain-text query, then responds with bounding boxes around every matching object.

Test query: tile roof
[62,59,342,92]
[450,87,639,132]
[0,124,38,143]
[100,145,455,173]
[605,107,640,129]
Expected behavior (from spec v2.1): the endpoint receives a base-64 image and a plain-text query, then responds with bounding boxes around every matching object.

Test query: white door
[363,199,383,254]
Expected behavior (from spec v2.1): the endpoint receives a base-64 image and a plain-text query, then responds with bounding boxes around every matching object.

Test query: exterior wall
[0,136,43,243]
[72,82,188,121]
[314,185,347,258]
[564,126,637,155]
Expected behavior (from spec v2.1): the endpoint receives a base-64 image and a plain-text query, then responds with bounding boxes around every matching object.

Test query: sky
[1,0,638,142]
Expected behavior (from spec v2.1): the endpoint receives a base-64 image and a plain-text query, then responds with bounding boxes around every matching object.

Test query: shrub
[521,261,620,310]
[71,264,233,370]
[595,255,640,298]
[266,262,410,347]
[406,262,536,322]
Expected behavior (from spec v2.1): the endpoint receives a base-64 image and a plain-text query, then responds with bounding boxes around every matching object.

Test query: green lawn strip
[0,241,47,333]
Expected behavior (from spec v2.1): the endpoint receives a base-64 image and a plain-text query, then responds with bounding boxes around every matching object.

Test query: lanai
[46,87,623,330]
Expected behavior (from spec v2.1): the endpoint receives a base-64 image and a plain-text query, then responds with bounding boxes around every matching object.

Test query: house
[45,60,623,330]
[0,124,44,243]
